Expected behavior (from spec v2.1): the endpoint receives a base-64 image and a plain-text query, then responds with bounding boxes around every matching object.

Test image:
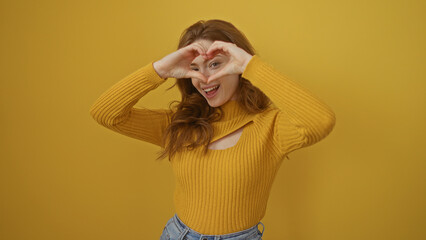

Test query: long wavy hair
[158,19,271,160]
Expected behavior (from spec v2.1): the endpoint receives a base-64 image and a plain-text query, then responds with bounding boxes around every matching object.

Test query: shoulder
[253,104,280,123]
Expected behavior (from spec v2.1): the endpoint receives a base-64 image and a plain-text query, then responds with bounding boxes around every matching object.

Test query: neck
[210,100,255,143]
[218,100,247,121]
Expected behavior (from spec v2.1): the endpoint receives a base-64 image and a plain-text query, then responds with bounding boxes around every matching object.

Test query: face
[190,39,240,107]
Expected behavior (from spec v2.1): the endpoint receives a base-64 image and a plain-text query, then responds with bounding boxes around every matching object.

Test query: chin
[205,98,227,108]
[206,101,220,108]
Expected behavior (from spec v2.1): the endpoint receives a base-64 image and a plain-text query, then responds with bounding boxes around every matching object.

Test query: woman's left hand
[205,40,253,84]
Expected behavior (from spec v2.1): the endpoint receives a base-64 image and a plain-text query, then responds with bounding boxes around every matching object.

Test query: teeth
[204,85,219,92]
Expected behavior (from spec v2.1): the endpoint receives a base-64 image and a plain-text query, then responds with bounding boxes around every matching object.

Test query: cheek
[191,78,204,94]
[226,76,240,93]
[191,78,198,89]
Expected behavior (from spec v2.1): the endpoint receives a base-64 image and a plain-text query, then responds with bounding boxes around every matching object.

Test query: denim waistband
[171,214,265,240]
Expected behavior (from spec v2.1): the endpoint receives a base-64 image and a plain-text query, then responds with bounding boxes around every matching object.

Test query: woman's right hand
[153,42,209,82]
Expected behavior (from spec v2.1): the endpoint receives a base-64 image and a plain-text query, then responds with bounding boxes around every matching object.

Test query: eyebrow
[190,54,223,66]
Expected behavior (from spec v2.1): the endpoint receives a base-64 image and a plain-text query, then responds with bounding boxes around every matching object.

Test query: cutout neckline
[208,126,245,150]
[207,100,255,151]
[207,120,253,151]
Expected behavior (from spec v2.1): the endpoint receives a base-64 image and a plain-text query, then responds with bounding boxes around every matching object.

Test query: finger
[184,43,204,58]
[206,42,230,58]
[206,42,223,58]
[207,69,228,84]
[191,42,208,57]
[188,71,208,83]
[190,45,205,58]
[193,47,209,61]
[206,44,223,57]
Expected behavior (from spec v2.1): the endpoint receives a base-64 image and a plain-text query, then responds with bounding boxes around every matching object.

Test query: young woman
[90,19,336,240]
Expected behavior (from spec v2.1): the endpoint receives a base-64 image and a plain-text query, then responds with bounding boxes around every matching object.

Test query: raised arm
[90,41,215,147]
[89,62,171,147]
[241,55,336,154]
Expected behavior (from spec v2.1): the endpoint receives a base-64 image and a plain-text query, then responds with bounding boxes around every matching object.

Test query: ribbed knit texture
[90,55,336,235]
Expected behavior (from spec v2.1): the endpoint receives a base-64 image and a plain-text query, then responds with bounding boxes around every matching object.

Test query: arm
[89,61,171,147]
[241,55,336,155]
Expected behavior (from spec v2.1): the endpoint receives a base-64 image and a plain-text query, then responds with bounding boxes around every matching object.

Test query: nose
[198,69,210,83]
[199,68,210,78]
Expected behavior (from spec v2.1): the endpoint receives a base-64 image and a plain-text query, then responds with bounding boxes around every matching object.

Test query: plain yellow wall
[1,0,425,239]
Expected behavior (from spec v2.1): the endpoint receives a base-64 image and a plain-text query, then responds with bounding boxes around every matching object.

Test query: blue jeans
[160,214,265,240]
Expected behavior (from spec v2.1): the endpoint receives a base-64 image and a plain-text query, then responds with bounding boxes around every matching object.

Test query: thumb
[207,69,226,84]
[188,71,208,83]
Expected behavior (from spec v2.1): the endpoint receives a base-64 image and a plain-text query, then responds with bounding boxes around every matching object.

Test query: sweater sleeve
[89,61,171,147]
[241,55,336,155]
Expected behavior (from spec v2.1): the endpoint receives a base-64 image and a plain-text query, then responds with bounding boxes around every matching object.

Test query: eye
[209,62,220,68]
[191,68,199,71]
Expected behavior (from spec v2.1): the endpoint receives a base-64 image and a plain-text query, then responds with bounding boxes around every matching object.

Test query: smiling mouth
[202,84,220,98]
[203,85,220,93]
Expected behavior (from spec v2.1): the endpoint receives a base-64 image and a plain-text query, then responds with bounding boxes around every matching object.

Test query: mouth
[202,84,220,99]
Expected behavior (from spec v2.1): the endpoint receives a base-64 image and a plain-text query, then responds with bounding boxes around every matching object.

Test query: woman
[90,19,336,240]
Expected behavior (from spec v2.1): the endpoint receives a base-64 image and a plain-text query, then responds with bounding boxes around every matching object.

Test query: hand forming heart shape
[152,40,253,83]
[202,41,253,84]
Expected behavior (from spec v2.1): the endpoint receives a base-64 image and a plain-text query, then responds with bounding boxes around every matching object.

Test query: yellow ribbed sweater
[89,55,336,235]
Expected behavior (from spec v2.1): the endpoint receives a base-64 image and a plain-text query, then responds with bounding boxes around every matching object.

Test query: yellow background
[1,0,425,239]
